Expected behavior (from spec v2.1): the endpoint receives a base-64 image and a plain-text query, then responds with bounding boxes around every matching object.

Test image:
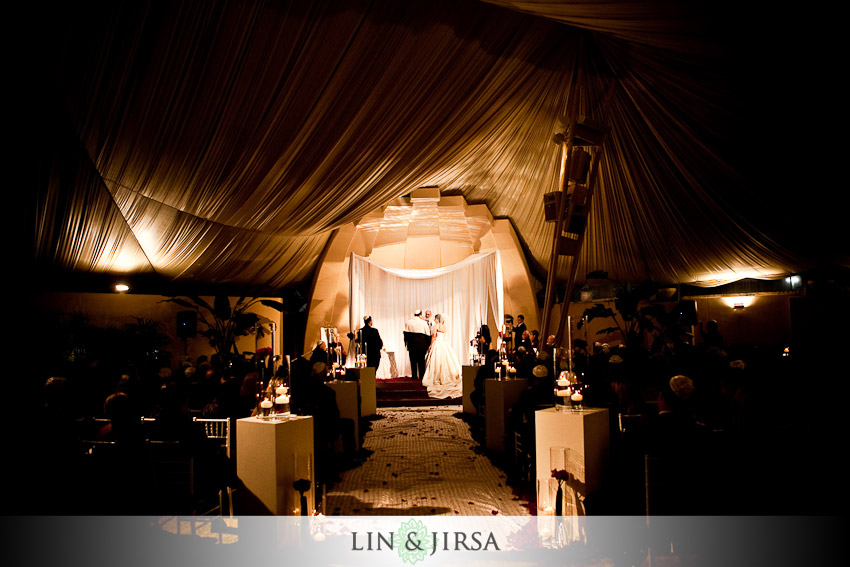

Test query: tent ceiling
[27,0,844,296]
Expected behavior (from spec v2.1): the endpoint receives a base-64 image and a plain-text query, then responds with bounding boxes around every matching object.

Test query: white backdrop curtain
[349,251,503,377]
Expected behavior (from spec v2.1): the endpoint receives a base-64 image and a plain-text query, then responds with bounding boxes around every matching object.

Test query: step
[375,378,460,407]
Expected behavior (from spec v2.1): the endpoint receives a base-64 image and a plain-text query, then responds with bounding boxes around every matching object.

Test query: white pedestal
[462,365,479,414]
[327,380,360,450]
[236,416,315,515]
[349,367,376,417]
[484,378,528,452]
[535,407,609,498]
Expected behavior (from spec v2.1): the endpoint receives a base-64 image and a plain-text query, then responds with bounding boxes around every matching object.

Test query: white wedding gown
[422,330,462,399]
[376,349,393,379]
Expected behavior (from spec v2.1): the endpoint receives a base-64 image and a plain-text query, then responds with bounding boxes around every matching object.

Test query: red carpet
[375,377,460,407]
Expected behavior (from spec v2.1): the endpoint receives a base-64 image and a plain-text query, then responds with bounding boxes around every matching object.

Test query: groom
[404,309,431,381]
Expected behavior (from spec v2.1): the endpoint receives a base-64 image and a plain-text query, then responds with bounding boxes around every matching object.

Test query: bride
[421,313,462,399]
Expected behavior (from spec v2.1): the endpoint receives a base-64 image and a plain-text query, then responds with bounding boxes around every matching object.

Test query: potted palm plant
[161,295,286,361]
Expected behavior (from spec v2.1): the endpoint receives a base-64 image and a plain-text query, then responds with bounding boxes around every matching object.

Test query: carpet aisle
[326,406,532,517]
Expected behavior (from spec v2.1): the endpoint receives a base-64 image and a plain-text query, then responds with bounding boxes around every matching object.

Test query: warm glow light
[721,295,755,309]
[114,283,130,293]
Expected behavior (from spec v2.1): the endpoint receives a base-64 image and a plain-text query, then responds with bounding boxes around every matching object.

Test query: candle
[570,392,583,402]
[276,385,288,396]
[260,397,273,417]
[557,378,569,387]
[542,505,555,516]
[275,395,290,404]
[556,389,571,397]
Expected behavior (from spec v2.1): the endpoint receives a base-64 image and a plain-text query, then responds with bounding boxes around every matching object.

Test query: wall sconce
[721,295,755,309]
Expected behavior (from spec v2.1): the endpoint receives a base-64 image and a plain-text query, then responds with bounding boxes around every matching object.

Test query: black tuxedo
[359,324,383,369]
[404,330,431,381]
[513,321,527,349]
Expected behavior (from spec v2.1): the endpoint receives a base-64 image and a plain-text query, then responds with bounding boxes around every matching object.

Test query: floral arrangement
[255,346,273,357]
[550,469,572,516]
[551,468,570,483]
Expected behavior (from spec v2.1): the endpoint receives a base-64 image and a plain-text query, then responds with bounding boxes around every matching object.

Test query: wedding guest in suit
[513,315,527,351]
[359,316,383,369]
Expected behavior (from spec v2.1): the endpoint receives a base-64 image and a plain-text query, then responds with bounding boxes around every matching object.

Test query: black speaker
[677,300,698,326]
[176,310,197,338]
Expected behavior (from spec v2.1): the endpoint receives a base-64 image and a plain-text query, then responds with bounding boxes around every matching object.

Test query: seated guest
[517,330,533,353]
[149,382,206,452]
[298,362,355,485]
[541,334,557,358]
[643,375,703,458]
[529,329,540,352]
[478,324,491,355]
[97,392,143,446]
[310,340,330,366]
[239,371,260,417]
[328,332,347,366]
[471,349,499,414]
[509,364,556,441]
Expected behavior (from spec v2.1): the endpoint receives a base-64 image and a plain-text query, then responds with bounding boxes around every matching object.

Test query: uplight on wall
[721,295,755,309]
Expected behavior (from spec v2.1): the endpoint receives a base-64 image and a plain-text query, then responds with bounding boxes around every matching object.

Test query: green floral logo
[394,518,433,564]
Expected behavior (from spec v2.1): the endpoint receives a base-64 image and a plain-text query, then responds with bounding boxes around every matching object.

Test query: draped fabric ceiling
[27,0,844,297]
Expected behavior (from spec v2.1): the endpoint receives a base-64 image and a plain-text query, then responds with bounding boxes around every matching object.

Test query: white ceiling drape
[27,0,843,295]
[349,251,503,377]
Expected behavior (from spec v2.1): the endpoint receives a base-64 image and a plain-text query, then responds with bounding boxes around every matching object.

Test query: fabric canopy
[349,251,503,377]
[25,0,844,296]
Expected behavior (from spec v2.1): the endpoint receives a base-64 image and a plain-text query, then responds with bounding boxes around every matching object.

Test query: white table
[462,365,479,414]
[236,415,315,515]
[327,380,360,450]
[484,378,528,452]
[535,407,609,499]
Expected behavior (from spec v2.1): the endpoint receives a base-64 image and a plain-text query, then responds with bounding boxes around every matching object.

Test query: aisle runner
[326,406,531,516]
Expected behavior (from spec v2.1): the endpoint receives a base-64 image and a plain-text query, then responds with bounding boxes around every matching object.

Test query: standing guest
[424,310,434,330]
[359,316,384,369]
[513,315,527,351]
